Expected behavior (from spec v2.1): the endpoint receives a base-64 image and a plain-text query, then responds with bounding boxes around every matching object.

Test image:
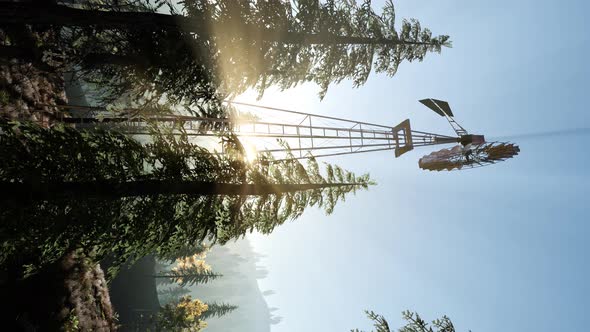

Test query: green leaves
[0,120,373,278]
[62,0,449,103]
[354,310,460,332]
[352,310,391,332]
[199,302,238,320]
[283,0,451,98]
[155,269,222,287]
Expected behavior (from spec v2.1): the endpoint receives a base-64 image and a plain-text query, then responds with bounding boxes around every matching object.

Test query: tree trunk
[0,3,434,47]
[260,29,431,46]
[0,3,204,31]
[151,274,219,278]
[0,180,359,201]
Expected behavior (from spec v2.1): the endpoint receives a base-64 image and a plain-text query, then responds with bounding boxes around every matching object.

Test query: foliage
[68,25,224,113]
[199,302,238,320]
[155,254,222,287]
[155,296,237,330]
[0,89,9,105]
[175,254,212,272]
[0,120,373,278]
[44,0,449,104]
[352,310,391,332]
[353,310,463,332]
[261,0,451,98]
[157,242,210,263]
[158,286,192,305]
[398,310,458,332]
[0,120,149,278]
[47,0,219,113]
[176,0,451,99]
[155,296,208,331]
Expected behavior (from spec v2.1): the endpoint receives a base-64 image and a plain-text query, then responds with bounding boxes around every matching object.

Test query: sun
[227,85,319,164]
[242,140,259,163]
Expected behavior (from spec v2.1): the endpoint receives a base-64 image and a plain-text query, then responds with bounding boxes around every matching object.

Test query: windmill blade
[418,142,520,171]
[419,98,454,117]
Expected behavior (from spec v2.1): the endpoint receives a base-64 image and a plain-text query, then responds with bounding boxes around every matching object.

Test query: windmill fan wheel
[418,142,520,171]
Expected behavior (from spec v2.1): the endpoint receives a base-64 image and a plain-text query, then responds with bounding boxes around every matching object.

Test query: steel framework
[43,99,519,170]
[49,101,462,161]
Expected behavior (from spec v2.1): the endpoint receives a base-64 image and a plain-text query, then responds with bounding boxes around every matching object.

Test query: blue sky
[235,0,590,331]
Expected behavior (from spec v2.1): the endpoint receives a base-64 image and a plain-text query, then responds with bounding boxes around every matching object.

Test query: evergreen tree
[200,302,238,320]
[353,310,463,332]
[352,310,391,332]
[0,120,373,277]
[153,254,221,286]
[158,286,192,305]
[253,0,452,98]
[153,270,222,287]
[1,0,450,100]
[155,296,209,331]
[157,242,210,263]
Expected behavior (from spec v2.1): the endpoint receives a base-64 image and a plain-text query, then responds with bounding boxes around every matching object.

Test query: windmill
[416,98,520,171]
[50,99,520,171]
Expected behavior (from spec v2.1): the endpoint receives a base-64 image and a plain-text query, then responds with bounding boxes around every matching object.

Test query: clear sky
[234,0,590,331]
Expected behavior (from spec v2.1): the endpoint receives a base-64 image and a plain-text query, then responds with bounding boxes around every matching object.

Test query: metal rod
[412,130,456,138]
[360,124,364,146]
[297,126,302,158]
[309,116,314,149]
[270,147,397,161]
[225,101,394,130]
[263,142,395,153]
[118,131,395,141]
[68,117,396,137]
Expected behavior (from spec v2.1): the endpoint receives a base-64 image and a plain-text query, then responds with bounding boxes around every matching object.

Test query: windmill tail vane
[40,99,520,171]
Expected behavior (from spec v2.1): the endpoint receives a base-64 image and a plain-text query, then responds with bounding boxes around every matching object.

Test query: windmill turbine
[416,98,520,171]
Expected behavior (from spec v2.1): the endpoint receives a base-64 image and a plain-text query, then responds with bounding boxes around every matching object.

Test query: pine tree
[153,254,221,286]
[200,302,238,320]
[153,270,222,287]
[255,0,452,98]
[0,120,373,277]
[352,310,391,332]
[157,242,210,263]
[155,296,209,331]
[1,1,450,100]
[157,286,192,305]
[352,310,463,332]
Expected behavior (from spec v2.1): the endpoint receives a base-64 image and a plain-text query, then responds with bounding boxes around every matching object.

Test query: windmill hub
[458,134,485,146]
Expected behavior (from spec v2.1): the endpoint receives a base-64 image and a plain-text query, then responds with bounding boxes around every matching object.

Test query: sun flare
[242,140,259,163]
